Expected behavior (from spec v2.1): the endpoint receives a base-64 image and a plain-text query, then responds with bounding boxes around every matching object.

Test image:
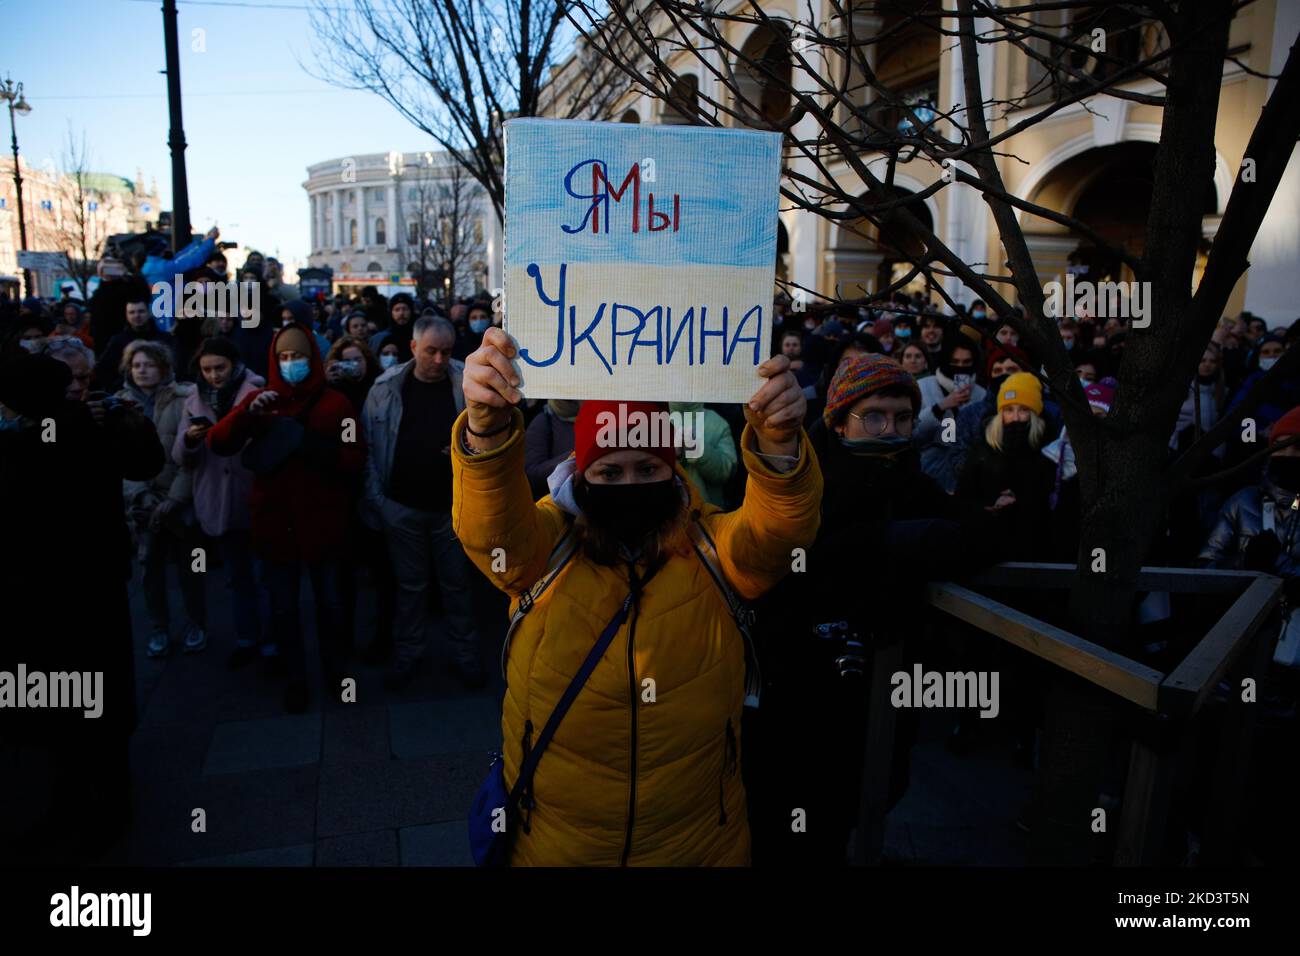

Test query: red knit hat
[985,343,1031,379]
[573,400,680,474]
[1272,405,1300,442]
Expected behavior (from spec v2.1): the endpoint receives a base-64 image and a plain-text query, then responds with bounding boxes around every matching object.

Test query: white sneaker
[183,626,208,654]
[146,630,170,658]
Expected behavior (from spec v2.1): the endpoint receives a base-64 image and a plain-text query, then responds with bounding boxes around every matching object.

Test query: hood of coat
[280,299,314,328]
[265,322,327,400]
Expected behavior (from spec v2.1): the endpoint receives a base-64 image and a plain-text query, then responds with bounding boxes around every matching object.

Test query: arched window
[375,217,386,246]
[367,261,383,272]
[620,108,641,124]
[349,219,358,246]
[735,25,792,125]
[661,75,699,125]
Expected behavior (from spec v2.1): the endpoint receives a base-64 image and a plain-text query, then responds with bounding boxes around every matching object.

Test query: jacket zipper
[718,718,737,826]
[521,719,534,833]
[620,601,640,866]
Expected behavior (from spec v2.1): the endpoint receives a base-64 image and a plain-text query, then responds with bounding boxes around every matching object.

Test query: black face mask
[1001,420,1032,454]
[1267,457,1300,493]
[989,374,1010,397]
[575,479,682,547]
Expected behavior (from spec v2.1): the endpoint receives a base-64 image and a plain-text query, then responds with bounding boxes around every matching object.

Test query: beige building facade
[541,1,1300,324]
[0,159,160,295]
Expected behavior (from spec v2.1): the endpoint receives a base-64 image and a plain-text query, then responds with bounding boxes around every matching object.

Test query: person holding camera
[324,335,379,412]
[207,323,365,713]
[0,352,165,862]
[915,338,986,493]
[453,326,822,866]
[174,337,268,669]
[116,339,207,657]
[748,354,1005,865]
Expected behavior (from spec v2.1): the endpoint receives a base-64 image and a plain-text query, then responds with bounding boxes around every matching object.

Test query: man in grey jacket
[360,316,484,689]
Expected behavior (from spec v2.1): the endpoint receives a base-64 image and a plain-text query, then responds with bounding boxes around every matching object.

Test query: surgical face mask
[971,309,986,320]
[895,327,912,340]
[379,354,399,370]
[470,318,490,334]
[1061,336,1075,350]
[279,357,310,385]
[1259,356,1279,372]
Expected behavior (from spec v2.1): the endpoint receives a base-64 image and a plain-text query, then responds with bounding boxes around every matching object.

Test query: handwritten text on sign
[504,119,782,402]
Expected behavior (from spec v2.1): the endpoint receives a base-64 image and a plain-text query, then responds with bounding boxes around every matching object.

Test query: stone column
[334,187,345,251]
[386,181,398,250]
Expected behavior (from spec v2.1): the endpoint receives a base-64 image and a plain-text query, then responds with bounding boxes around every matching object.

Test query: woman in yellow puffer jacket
[452,328,822,866]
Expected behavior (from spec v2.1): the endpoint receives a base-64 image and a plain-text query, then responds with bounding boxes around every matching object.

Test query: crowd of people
[2,239,1298,865]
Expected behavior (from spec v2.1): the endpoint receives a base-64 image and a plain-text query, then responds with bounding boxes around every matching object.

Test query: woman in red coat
[207,323,365,712]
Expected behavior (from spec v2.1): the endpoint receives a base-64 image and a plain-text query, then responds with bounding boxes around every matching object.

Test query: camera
[813,620,868,679]
[87,391,124,415]
[335,359,362,379]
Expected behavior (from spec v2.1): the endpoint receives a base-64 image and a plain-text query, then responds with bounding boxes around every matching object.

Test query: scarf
[200,363,247,420]
[125,381,160,421]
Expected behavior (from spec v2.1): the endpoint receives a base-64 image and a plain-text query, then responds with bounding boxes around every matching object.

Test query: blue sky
[2,0,438,264]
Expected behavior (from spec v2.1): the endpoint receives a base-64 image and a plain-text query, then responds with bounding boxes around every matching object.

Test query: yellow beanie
[998,372,1043,415]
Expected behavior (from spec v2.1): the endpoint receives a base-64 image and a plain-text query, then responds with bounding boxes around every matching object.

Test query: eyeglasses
[848,410,914,436]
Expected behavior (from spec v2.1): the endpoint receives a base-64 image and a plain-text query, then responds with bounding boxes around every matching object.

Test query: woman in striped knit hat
[749,353,1004,865]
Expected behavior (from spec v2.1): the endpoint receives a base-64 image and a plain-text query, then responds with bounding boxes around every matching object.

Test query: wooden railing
[853,563,1283,865]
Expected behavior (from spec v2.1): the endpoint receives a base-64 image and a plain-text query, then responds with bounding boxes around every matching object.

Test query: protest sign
[504,118,782,403]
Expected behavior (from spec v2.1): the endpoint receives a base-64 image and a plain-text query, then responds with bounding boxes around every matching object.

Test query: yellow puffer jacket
[451,407,822,866]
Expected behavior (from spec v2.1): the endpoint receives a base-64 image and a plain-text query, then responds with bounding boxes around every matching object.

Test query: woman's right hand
[941,385,972,410]
[463,326,521,437]
[248,390,279,416]
[185,422,211,444]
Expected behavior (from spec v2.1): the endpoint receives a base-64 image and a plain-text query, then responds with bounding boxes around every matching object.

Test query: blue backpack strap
[688,513,762,708]
[500,522,578,679]
[503,556,665,835]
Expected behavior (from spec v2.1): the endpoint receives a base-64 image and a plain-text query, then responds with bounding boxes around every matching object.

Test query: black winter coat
[745,421,1005,865]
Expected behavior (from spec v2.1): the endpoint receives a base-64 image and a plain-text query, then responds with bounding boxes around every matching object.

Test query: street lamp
[1,76,32,295]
